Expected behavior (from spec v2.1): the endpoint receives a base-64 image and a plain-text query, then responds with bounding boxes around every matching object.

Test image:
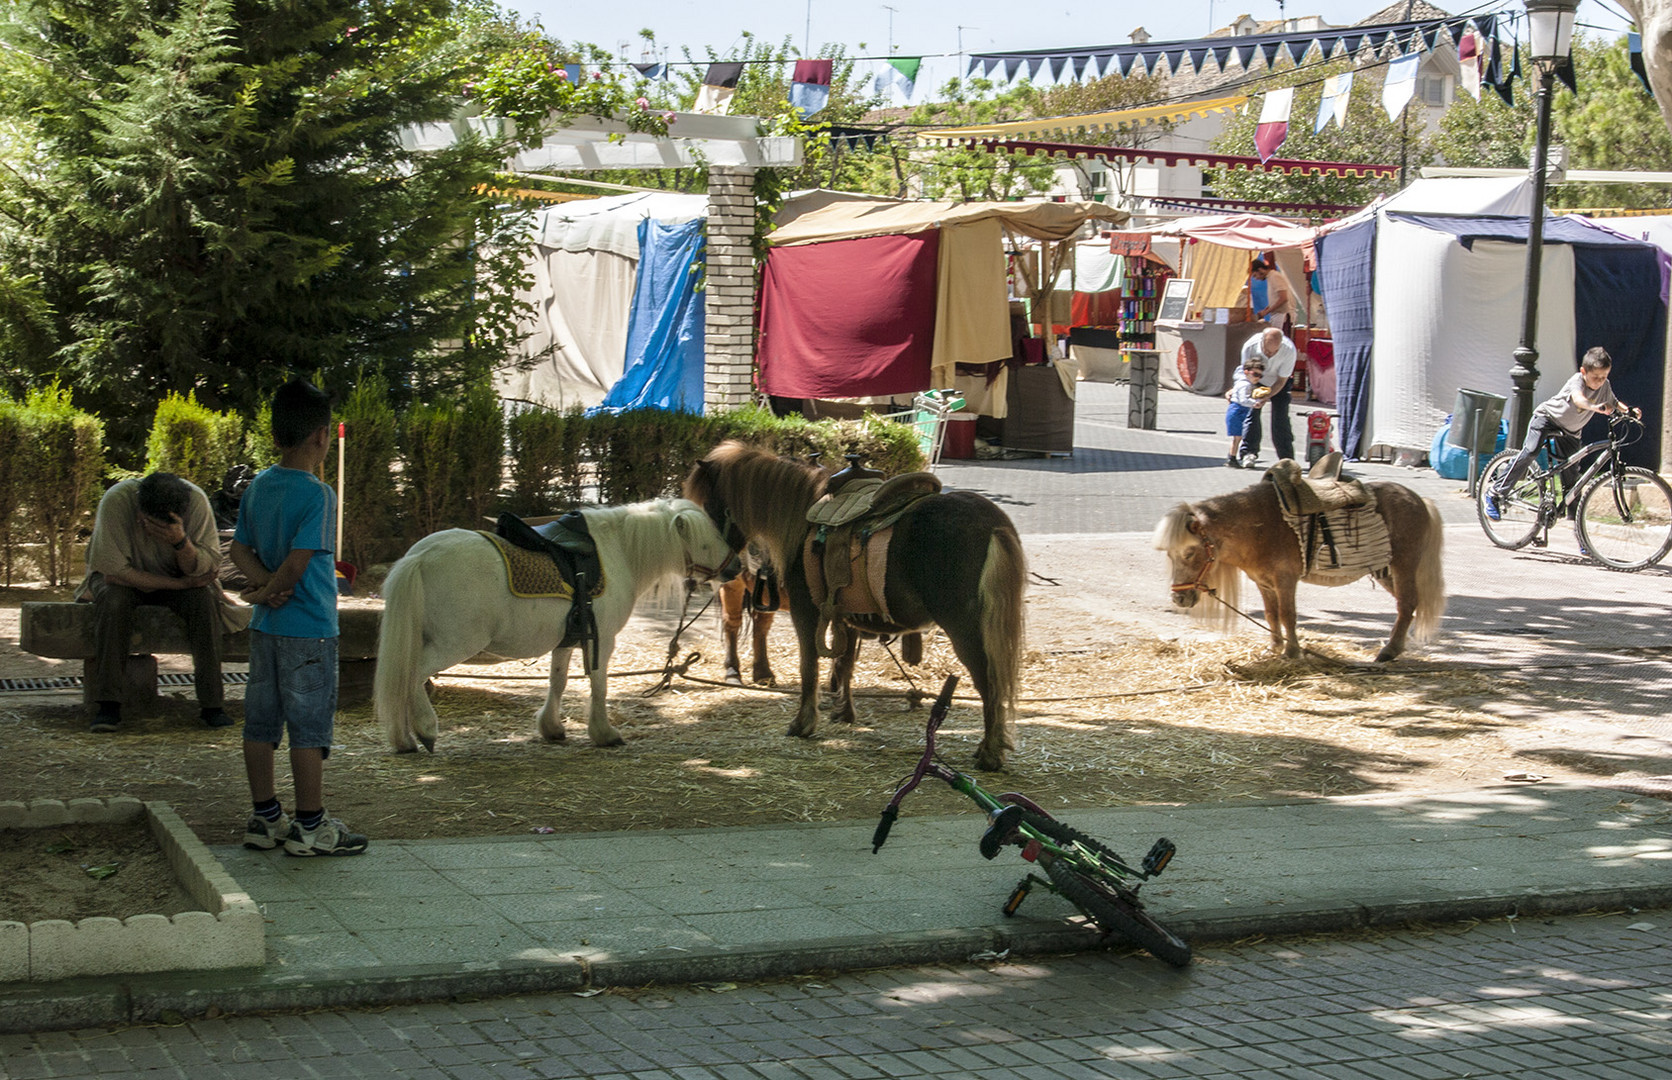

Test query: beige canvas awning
[767,198,1128,247]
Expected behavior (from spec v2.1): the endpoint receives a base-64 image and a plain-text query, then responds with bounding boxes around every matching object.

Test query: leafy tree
[1205,58,1433,207]
[1548,35,1672,210]
[900,78,1060,201]
[0,0,536,462]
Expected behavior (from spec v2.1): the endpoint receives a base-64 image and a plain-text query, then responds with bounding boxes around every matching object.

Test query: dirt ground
[6,563,1668,929]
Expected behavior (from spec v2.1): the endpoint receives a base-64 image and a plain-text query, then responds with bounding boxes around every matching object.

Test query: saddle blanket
[1288,493,1393,587]
[478,531,606,600]
[804,525,897,623]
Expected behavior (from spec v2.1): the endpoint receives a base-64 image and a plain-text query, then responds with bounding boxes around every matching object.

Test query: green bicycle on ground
[872,674,1191,967]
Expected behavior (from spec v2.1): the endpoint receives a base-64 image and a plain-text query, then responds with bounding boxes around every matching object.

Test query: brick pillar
[704,166,759,413]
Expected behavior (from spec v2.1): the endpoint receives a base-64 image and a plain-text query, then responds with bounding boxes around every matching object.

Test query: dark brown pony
[1152,479,1445,662]
[684,441,1027,770]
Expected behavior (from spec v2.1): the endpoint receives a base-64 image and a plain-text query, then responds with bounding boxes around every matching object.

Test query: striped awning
[915,94,1248,143]
[943,138,1396,180]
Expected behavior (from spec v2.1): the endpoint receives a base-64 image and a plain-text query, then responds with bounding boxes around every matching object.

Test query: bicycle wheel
[1575,467,1672,571]
[1476,449,1544,550]
[1042,858,1192,967]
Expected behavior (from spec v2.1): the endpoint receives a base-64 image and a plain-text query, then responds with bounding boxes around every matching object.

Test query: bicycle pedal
[1142,838,1176,876]
[1530,535,1548,548]
[1003,880,1031,917]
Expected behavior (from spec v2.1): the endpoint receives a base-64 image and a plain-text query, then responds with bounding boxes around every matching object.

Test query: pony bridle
[686,502,745,582]
[1171,533,1219,596]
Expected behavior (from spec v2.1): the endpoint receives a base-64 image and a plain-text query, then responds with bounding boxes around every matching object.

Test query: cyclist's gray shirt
[1536,371,1617,435]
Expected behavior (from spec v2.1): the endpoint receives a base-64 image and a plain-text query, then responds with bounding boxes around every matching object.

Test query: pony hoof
[724,671,744,686]
[418,734,435,753]
[785,723,815,739]
[974,750,1007,772]
[594,736,625,748]
[1375,648,1399,663]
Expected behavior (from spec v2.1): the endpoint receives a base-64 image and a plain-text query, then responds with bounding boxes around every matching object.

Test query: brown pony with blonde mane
[684,441,1027,770]
[1152,478,1445,662]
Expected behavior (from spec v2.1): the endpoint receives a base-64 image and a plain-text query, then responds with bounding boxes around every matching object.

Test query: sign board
[1157,278,1194,321]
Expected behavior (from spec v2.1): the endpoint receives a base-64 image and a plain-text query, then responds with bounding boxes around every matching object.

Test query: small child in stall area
[1224,358,1265,468]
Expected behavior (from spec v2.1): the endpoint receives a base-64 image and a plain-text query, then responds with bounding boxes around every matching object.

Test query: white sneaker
[243,811,293,850]
[283,816,369,857]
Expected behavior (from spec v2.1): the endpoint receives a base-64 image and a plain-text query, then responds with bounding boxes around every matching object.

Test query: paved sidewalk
[3,384,1670,1034]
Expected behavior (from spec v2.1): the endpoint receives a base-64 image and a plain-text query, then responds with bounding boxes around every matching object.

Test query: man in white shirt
[1236,326,1298,468]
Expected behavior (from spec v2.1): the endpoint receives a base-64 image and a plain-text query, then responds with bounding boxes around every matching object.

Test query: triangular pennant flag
[1630,32,1653,94]
[1260,42,1280,68]
[1340,33,1365,55]
[1255,86,1294,163]
[1383,53,1420,119]
[1422,27,1440,52]
[1003,56,1024,80]
[1236,42,1257,69]
[694,62,742,114]
[790,59,832,118]
[1050,54,1069,81]
[1283,39,1307,65]
[874,57,921,102]
[633,62,667,80]
[1117,51,1140,77]
[1316,35,1340,60]
[1315,71,1353,133]
[1458,29,1481,101]
[1072,53,1091,79]
[1188,46,1210,72]
[1026,56,1047,80]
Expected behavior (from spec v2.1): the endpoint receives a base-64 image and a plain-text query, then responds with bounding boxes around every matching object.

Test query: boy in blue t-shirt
[230,379,367,857]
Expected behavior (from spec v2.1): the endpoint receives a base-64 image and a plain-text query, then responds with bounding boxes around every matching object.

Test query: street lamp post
[1507,0,1580,449]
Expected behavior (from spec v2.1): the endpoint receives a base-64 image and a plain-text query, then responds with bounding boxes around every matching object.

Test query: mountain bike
[1476,411,1672,571]
[872,674,1191,967]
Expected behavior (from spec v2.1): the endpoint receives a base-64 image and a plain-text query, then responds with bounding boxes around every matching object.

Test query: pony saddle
[495,512,605,669]
[803,472,942,658]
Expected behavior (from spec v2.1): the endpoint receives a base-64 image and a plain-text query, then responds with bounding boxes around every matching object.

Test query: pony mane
[1152,501,1241,633]
[582,498,711,590]
[684,441,826,574]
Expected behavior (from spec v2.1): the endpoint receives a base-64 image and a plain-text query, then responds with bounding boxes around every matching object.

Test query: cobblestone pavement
[3,910,1669,1079]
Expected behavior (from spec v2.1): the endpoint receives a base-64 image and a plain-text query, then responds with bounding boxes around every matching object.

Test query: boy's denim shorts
[244,631,339,756]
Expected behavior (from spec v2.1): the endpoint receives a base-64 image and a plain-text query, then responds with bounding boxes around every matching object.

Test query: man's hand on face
[138,512,187,549]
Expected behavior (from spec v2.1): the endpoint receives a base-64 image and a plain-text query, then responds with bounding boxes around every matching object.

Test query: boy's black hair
[272,379,333,449]
[1581,346,1613,372]
[137,472,193,521]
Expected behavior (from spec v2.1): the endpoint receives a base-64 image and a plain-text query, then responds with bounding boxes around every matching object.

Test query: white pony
[376,498,734,752]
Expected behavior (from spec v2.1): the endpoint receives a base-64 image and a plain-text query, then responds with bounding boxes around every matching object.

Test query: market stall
[1105,213,1319,398]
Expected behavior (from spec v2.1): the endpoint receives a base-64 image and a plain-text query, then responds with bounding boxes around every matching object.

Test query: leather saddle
[804,465,942,659]
[495,511,605,670]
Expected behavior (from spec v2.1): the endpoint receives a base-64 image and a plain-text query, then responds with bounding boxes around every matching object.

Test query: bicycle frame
[872,675,1168,891]
[1520,413,1638,526]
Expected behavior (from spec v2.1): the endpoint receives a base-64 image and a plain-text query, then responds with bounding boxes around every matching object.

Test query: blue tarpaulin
[592,217,706,414]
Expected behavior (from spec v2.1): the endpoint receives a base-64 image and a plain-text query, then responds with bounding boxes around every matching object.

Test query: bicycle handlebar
[871,674,959,853]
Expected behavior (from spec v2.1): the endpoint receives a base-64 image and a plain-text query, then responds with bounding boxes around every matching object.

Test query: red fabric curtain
[757,231,939,398]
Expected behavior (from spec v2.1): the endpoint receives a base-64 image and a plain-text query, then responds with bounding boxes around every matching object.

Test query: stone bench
[18,603,382,707]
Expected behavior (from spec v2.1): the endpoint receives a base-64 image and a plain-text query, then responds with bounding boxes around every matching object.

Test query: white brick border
[0,798,263,982]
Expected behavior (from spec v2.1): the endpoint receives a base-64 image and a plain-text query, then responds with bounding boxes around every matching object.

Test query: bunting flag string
[965,15,1497,85]
[873,57,922,102]
[951,137,1397,179]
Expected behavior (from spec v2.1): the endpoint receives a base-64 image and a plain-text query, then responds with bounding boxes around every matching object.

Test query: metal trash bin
[1448,389,1506,453]
[1448,388,1506,496]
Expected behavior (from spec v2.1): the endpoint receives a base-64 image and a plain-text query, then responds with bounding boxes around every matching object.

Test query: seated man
[75,472,240,733]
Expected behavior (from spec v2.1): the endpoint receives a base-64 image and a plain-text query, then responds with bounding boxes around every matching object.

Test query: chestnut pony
[685,441,1026,770]
[1152,479,1445,662]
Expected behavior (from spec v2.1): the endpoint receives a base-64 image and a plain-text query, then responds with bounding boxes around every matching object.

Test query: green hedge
[0,387,931,583]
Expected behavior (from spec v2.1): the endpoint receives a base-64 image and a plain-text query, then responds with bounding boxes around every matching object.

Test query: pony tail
[375,557,429,752]
[1411,498,1447,642]
[978,529,1027,747]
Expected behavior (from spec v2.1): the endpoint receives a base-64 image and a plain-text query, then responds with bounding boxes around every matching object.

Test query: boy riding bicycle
[1484,347,1640,522]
